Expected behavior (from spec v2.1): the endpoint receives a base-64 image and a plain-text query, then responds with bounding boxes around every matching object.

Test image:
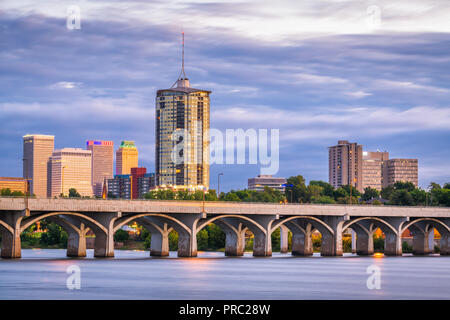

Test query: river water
[0,249,449,299]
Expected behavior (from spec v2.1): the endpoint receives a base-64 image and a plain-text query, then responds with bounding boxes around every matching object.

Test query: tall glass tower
[155,33,210,190]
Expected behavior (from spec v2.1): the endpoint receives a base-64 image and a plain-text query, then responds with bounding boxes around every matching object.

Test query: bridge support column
[410,224,432,255]
[84,212,121,258]
[66,225,87,257]
[380,218,407,256]
[350,223,374,256]
[351,229,356,254]
[245,215,277,257]
[280,225,289,253]
[286,221,313,256]
[137,217,170,257]
[212,219,246,256]
[0,210,27,259]
[168,214,204,258]
[319,216,345,256]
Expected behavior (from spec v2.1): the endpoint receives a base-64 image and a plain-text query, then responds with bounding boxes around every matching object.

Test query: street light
[217,173,223,199]
[282,184,294,203]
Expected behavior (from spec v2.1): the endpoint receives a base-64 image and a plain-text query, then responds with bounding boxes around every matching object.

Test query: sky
[1,0,450,192]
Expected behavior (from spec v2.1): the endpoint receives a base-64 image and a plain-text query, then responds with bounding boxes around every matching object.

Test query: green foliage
[311,195,336,204]
[68,188,81,198]
[381,185,394,200]
[402,241,413,253]
[393,181,415,192]
[114,229,130,242]
[371,199,383,205]
[309,181,334,197]
[271,228,280,252]
[362,187,380,201]
[285,175,307,203]
[197,229,209,251]
[342,237,352,253]
[373,235,384,252]
[40,222,68,247]
[390,189,414,206]
[168,230,178,250]
[1,188,25,197]
[205,224,225,250]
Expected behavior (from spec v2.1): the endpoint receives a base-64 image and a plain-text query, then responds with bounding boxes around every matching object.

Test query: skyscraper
[328,140,363,192]
[115,141,138,175]
[87,140,114,197]
[155,33,210,190]
[49,148,92,197]
[23,134,54,197]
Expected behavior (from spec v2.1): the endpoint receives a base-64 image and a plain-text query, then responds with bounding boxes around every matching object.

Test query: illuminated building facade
[116,141,138,175]
[155,33,210,190]
[86,140,114,197]
[362,151,389,191]
[23,134,55,197]
[248,175,287,192]
[0,177,28,194]
[49,148,93,197]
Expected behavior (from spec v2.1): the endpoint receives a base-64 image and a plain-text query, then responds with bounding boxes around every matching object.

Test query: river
[0,249,449,299]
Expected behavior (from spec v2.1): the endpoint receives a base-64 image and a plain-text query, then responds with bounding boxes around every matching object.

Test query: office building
[362,151,389,191]
[0,177,28,194]
[23,134,54,197]
[328,140,363,192]
[107,169,155,200]
[116,141,138,175]
[49,148,92,197]
[248,175,287,192]
[155,33,210,190]
[385,158,418,187]
[87,140,114,197]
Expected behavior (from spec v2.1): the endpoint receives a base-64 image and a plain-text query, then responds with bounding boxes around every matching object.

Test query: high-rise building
[385,159,418,187]
[248,175,287,192]
[328,140,363,192]
[116,141,138,175]
[362,151,389,191]
[23,134,55,197]
[86,140,114,197]
[155,33,210,190]
[49,148,92,197]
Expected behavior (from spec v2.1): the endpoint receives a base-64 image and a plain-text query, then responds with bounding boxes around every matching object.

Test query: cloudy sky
[1,0,450,192]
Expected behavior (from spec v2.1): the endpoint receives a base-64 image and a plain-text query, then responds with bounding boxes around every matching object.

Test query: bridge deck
[1,197,449,217]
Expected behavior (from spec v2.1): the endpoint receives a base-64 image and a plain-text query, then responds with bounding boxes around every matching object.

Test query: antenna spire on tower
[171,32,190,88]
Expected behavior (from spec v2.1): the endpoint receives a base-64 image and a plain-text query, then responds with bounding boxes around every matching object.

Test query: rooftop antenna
[171,32,188,88]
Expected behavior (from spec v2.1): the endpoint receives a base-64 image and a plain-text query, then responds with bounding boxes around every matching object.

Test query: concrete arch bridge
[1,198,449,259]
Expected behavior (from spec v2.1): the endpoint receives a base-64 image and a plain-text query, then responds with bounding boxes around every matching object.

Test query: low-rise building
[0,177,28,194]
[248,175,287,192]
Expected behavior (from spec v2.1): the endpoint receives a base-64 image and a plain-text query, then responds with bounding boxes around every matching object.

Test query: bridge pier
[280,225,289,253]
[214,219,246,256]
[318,216,344,256]
[286,221,313,256]
[0,210,27,259]
[136,217,170,257]
[382,218,407,256]
[409,224,432,255]
[85,212,121,258]
[246,215,277,257]
[351,223,374,256]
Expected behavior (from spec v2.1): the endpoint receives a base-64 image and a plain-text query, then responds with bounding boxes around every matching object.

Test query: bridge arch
[113,213,191,235]
[344,217,397,235]
[20,212,107,234]
[401,218,450,235]
[271,216,334,236]
[196,215,266,235]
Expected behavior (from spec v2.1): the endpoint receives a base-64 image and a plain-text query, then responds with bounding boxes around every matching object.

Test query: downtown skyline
[1,1,450,192]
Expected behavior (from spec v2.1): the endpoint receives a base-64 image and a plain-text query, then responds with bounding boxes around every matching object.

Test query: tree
[197,229,209,250]
[285,175,307,203]
[390,190,414,206]
[311,195,336,204]
[393,181,415,192]
[306,185,323,202]
[68,188,81,198]
[114,229,129,242]
[410,189,427,206]
[381,185,394,200]
[443,183,450,190]
[309,181,334,198]
[362,187,380,201]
